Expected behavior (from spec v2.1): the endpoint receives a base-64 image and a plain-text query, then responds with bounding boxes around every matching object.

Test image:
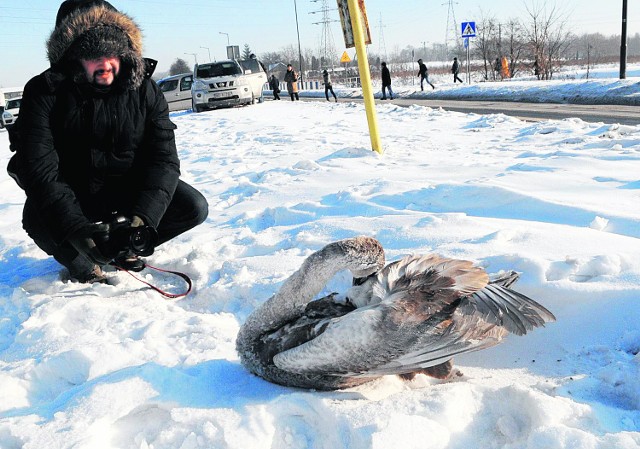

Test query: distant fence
[262,79,360,91]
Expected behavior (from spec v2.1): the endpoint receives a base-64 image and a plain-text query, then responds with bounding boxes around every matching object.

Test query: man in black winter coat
[380,62,393,100]
[417,59,435,90]
[7,0,208,283]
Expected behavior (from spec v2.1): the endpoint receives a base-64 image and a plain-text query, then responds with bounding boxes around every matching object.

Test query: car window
[180,76,193,91]
[196,62,242,78]
[159,79,178,92]
[240,59,262,74]
[6,98,21,109]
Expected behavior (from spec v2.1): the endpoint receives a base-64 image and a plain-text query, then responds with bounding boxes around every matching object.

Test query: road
[301,96,639,125]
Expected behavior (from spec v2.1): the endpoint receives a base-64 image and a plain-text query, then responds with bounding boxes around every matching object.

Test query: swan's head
[340,236,385,279]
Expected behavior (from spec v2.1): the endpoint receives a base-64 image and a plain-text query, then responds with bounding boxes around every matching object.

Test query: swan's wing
[273,285,555,378]
[458,284,556,336]
[272,303,426,376]
[273,254,491,377]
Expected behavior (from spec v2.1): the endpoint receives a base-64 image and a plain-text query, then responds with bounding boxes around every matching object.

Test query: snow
[1,74,640,449]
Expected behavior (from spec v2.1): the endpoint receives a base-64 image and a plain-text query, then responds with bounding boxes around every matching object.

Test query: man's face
[80,56,121,86]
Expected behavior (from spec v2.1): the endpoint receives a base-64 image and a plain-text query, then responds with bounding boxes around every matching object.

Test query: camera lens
[128,227,157,256]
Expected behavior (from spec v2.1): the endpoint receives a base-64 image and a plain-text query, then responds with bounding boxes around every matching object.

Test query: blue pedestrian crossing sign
[461,21,476,38]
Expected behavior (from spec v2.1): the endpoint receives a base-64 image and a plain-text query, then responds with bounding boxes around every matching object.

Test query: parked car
[191,59,266,112]
[1,97,21,128]
[157,73,193,111]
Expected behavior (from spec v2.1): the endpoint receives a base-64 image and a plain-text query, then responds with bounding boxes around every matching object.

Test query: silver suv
[191,59,266,112]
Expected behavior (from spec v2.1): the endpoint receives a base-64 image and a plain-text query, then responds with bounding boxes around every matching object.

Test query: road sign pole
[466,39,470,83]
[346,0,383,154]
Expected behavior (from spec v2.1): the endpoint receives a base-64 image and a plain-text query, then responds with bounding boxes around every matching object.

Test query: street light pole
[200,46,211,62]
[293,0,304,83]
[620,0,628,79]
[184,52,198,65]
[219,32,229,46]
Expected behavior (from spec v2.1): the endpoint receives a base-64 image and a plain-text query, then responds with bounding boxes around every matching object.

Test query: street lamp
[293,0,304,83]
[200,46,211,62]
[184,52,197,65]
[219,31,230,46]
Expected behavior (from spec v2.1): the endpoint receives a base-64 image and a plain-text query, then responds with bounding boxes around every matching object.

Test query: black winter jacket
[381,67,392,86]
[8,63,180,244]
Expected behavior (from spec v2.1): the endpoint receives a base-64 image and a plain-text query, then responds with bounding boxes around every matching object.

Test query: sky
[0,0,638,86]
[1,70,640,448]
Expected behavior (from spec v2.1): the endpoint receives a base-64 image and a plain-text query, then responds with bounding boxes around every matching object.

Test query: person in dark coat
[380,61,393,100]
[6,0,208,283]
[269,74,281,100]
[284,64,299,101]
[322,69,337,102]
[452,57,464,83]
[417,58,435,90]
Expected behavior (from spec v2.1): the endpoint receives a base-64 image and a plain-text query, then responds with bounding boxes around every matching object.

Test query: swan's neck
[236,237,384,352]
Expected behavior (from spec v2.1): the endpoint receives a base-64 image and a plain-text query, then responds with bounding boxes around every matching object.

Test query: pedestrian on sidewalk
[381,62,394,100]
[452,57,464,83]
[322,69,337,102]
[417,59,435,90]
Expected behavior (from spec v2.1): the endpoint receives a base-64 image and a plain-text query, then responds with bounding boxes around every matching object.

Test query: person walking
[452,57,464,83]
[417,59,435,90]
[269,74,281,100]
[6,0,208,283]
[284,64,299,101]
[322,69,337,102]
[380,61,393,100]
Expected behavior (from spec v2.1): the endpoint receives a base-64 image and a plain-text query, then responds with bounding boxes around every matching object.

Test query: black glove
[67,224,112,266]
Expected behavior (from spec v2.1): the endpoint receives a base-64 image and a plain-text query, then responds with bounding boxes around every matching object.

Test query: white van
[157,73,193,112]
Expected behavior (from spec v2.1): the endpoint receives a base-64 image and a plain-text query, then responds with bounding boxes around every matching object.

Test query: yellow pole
[346,0,383,154]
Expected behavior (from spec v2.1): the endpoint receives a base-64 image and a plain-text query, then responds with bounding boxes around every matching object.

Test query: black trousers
[23,180,209,277]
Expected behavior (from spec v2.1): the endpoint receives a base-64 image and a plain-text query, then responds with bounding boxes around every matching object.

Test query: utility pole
[443,0,459,58]
[311,0,338,70]
[620,0,628,79]
[377,13,387,62]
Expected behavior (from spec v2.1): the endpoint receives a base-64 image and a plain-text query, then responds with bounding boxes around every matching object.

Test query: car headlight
[193,80,209,91]
[235,77,248,86]
[2,112,12,119]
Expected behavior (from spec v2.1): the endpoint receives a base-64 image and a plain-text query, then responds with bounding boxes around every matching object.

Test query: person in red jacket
[7,0,208,283]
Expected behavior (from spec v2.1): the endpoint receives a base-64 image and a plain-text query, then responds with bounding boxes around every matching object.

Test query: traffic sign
[340,51,352,63]
[461,21,476,38]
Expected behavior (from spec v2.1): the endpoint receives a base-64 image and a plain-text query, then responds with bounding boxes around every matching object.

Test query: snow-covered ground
[0,78,639,448]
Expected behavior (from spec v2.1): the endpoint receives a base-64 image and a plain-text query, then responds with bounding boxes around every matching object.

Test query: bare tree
[521,0,572,80]
[474,11,499,80]
[503,19,527,78]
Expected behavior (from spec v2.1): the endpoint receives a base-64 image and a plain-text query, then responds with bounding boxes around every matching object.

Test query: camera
[92,215,158,259]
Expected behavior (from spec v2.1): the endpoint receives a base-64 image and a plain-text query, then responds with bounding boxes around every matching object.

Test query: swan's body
[236,237,555,390]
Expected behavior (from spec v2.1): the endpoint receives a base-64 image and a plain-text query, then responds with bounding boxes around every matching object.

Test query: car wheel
[192,99,202,113]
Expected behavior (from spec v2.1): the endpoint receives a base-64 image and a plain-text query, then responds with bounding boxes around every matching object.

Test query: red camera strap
[112,263,192,299]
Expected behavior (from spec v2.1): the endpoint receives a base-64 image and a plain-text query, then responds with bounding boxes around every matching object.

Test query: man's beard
[91,68,117,86]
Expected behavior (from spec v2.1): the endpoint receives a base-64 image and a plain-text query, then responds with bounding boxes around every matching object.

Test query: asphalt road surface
[301,96,639,125]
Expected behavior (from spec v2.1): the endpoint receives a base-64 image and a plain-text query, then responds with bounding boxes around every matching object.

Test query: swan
[236,236,555,390]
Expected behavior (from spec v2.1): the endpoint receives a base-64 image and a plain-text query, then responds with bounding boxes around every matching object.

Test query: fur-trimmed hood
[46,3,146,89]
